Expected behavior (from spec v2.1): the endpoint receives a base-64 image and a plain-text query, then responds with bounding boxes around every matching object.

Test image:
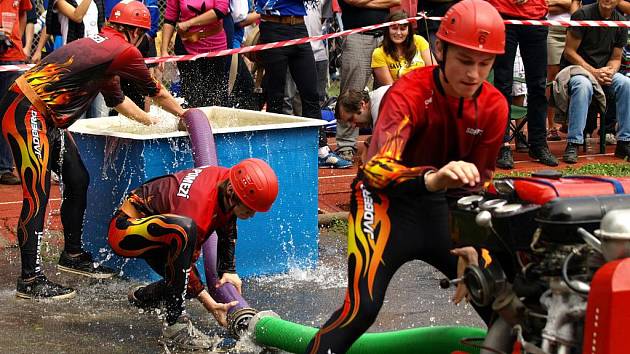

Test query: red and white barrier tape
[424,16,630,27]
[0,16,422,72]
[1,15,629,72]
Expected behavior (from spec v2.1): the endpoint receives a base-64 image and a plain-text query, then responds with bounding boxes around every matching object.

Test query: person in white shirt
[334,85,390,163]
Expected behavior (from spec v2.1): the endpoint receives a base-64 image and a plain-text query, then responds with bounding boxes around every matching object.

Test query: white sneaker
[159,316,215,350]
[606,133,617,145]
[51,171,60,185]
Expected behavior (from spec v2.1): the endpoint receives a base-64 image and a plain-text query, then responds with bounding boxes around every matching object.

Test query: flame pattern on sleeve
[361,115,430,189]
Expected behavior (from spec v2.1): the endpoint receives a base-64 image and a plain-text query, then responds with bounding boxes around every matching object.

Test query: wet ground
[0,228,484,354]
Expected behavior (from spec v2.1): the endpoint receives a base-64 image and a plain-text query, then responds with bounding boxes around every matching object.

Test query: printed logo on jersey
[30,109,42,159]
[465,127,484,136]
[88,33,108,44]
[348,182,391,303]
[360,184,376,240]
[177,168,203,199]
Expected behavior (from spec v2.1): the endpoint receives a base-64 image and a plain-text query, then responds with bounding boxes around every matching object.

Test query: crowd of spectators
[1,0,629,181]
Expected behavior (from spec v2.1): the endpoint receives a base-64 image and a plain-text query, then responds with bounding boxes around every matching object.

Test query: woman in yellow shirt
[371,11,435,86]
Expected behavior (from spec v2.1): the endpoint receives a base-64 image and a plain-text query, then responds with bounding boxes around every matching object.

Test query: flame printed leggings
[306,179,490,354]
[0,91,89,279]
[108,210,197,325]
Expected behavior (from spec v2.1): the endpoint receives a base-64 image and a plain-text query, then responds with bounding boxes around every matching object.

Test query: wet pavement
[0,228,484,354]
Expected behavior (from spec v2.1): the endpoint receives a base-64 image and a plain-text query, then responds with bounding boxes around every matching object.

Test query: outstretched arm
[151,86,186,118]
[114,96,157,125]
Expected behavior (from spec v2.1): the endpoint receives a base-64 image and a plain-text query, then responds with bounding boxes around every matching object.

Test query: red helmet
[436,0,505,54]
[109,0,151,30]
[229,158,279,212]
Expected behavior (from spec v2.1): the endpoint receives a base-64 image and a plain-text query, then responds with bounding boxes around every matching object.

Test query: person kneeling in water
[108,158,278,350]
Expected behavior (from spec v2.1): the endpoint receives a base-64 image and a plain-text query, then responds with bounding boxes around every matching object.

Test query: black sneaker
[16,275,76,300]
[58,251,116,279]
[615,141,630,160]
[563,143,580,164]
[496,146,514,170]
[529,145,559,167]
[128,280,167,310]
[0,172,20,185]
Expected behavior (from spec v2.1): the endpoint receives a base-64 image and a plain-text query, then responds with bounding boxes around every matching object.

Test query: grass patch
[496,162,630,178]
[328,80,340,99]
[563,163,630,176]
[326,217,348,235]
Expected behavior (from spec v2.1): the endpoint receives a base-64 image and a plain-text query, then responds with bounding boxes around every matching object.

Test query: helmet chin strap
[122,29,132,43]
[439,43,449,84]
[228,195,239,214]
[123,28,143,46]
[225,185,239,214]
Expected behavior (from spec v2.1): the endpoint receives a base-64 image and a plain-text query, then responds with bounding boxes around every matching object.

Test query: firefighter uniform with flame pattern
[306,66,508,353]
[0,26,161,280]
[108,166,237,325]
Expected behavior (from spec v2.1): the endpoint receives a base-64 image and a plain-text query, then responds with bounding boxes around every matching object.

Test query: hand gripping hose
[182,108,257,337]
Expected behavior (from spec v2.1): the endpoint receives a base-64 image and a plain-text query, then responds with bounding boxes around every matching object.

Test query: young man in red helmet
[108,158,279,350]
[305,0,508,352]
[0,0,187,300]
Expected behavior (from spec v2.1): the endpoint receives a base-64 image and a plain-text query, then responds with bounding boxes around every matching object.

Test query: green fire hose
[251,312,486,354]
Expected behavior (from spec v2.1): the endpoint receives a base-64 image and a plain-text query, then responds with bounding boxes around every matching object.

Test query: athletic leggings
[305,179,490,354]
[0,90,89,279]
[108,210,197,325]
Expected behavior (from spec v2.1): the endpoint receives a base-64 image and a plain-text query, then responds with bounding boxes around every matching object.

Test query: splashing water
[119,107,180,134]
[78,105,306,138]
[78,106,181,136]
[227,332,267,353]
[253,262,347,290]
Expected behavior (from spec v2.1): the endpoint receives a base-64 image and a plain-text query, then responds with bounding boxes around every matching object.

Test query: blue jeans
[567,73,630,144]
[0,60,21,173]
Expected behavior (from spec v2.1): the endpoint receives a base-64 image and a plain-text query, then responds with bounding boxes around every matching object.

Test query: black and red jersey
[128,166,236,296]
[18,27,161,128]
[365,66,508,192]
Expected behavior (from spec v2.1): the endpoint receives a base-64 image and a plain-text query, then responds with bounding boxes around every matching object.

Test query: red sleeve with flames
[362,87,434,189]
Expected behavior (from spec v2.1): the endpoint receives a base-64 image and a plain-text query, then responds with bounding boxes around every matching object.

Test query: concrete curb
[317,212,349,227]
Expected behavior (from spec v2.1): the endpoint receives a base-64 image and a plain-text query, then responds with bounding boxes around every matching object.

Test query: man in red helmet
[0,0,186,300]
[305,0,508,352]
[108,158,279,350]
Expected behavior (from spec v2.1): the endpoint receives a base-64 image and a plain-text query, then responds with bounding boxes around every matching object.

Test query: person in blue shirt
[143,0,159,40]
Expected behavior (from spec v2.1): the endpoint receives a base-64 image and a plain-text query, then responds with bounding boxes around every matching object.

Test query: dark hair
[381,11,416,65]
[335,90,370,119]
[108,22,145,34]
